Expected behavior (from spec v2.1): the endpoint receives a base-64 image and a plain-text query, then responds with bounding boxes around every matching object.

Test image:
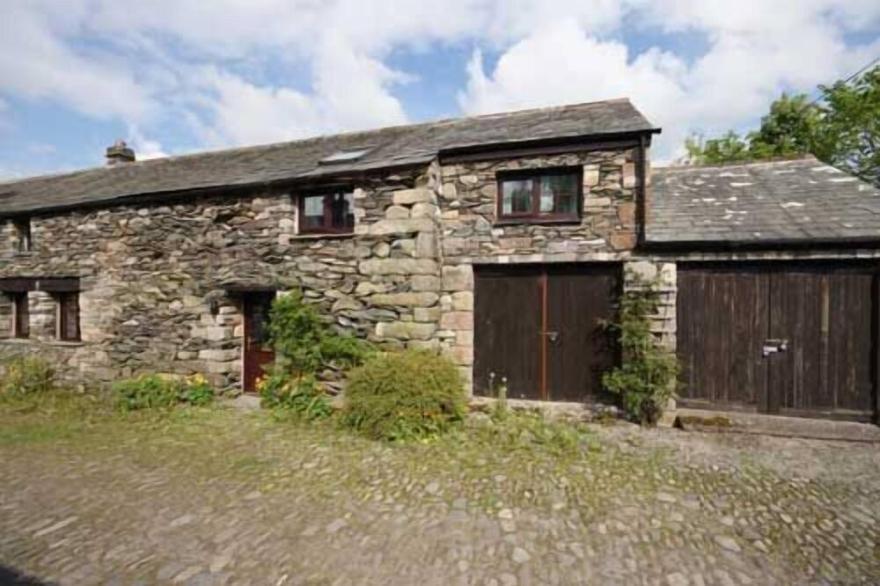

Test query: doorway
[242,291,276,393]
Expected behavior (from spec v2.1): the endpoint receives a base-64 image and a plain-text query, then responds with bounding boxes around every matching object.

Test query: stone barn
[1,99,878,423]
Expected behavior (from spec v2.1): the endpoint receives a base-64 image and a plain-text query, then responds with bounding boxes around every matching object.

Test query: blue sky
[1,1,879,179]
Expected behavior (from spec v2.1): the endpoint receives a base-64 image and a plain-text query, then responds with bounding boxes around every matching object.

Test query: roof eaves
[438,127,660,158]
[642,235,880,251]
[0,157,435,219]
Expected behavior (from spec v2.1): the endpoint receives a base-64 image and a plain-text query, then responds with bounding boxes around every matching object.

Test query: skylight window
[319,148,371,165]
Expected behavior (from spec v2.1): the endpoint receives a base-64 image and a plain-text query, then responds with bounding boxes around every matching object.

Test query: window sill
[493,218,582,227]
[0,338,84,347]
[49,340,85,347]
[290,232,355,241]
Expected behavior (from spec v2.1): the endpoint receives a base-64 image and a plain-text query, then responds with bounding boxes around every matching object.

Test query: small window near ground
[498,169,581,222]
[12,218,31,252]
[11,292,28,338]
[57,292,80,342]
[298,191,355,234]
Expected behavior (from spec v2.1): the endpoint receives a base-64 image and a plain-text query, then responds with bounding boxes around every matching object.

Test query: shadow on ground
[0,565,52,585]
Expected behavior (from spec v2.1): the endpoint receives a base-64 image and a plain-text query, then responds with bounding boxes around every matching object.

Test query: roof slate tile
[0,99,654,216]
[649,157,880,244]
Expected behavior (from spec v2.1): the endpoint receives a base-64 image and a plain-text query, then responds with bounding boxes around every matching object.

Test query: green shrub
[258,372,333,420]
[342,349,467,441]
[113,375,178,410]
[602,271,678,425]
[269,290,372,375]
[0,356,55,396]
[178,374,215,406]
[113,373,215,411]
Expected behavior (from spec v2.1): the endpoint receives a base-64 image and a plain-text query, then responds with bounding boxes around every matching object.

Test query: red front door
[243,292,275,393]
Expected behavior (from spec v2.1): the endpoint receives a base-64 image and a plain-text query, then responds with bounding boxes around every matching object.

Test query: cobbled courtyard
[1,397,878,586]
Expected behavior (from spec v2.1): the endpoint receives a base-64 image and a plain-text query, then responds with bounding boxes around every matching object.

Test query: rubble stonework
[434,150,641,384]
[0,167,447,389]
[0,147,646,394]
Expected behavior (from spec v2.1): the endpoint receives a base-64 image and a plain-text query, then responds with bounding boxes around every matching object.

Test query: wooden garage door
[678,263,877,421]
[474,264,619,402]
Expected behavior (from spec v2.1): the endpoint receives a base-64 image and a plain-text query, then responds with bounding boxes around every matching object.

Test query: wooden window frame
[11,292,28,339]
[13,217,31,252]
[496,167,583,224]
[56,292,80,342]
[297,191,355,235]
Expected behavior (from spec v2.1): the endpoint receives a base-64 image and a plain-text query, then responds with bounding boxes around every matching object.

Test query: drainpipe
[637,134,647,245]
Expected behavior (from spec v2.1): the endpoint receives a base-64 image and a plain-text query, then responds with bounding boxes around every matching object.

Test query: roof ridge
[656,154,819,172]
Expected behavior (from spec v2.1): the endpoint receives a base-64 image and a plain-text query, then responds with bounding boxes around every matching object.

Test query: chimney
[105,139,135,166]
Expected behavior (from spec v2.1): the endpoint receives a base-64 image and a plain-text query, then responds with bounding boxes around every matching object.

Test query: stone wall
[623,260,676,352]
[0,167,448,390]
[0,143,667,398]
[434,148,641,386]
[438,149,639,261]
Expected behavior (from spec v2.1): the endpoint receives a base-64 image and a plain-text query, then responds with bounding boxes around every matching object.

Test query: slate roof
[648,157,880,245]
[0,99,655,216]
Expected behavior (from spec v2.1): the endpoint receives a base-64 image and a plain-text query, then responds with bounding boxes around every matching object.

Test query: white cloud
[458,1,880,161]
[190,51,408,148]
[458,20,691,159]
[0,0,878,166]
[0,3,154,122]
[126,126,167,160]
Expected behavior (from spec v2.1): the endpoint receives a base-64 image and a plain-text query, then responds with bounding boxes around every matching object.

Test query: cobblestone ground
[0,402,878,586]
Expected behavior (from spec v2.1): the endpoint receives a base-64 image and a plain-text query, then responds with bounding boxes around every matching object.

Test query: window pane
[540,174,578,215]
[14,218,31,252]
[249,295,273,348]
[501,179,533,215]
[344,192,355,228]
[302,195,325,229]
[59,293,80,341]
[14,293,28,338]
[556,194,576,215]
[304,195,324,217]
[329,192,354,230]
[539,189,554,212]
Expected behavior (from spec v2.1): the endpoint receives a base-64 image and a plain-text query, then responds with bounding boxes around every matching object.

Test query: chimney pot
[106,139,135,165]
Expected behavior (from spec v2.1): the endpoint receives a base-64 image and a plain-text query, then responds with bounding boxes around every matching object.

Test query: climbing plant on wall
[602,272,678,425]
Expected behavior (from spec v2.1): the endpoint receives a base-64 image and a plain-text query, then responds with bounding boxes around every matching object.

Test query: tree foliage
[685,66,880,186]
[815,67,880,185]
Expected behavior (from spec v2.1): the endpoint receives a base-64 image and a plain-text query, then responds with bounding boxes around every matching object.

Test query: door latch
[543,331,560,343]
[762,339,789,357]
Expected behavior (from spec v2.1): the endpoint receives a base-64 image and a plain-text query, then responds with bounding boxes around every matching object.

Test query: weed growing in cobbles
[1,393,878,583]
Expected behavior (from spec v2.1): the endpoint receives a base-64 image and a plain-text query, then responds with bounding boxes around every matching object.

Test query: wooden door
[473,267,543,399]
[243,292,275,393]
[677,267,770,411]
[678,263,876,420]
[546,265,619,402]
[474,264,620,402]
[768,267,875,418]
